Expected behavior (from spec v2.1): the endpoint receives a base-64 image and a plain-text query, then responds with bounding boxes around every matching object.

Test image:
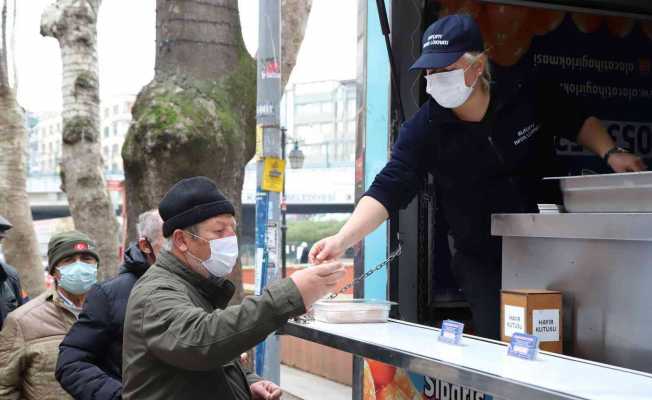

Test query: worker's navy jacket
[366,76,587,256]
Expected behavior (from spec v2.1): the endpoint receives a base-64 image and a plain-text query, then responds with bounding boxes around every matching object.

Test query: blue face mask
[57,261,97,295]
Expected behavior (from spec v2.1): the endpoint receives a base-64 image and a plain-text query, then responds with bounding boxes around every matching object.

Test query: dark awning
[480,0,652,18]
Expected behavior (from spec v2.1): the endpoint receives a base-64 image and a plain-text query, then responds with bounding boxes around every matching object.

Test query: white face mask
[186,233,239,277]
[425,62,479,109]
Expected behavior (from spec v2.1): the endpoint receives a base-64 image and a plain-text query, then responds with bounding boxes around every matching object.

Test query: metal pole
[254,0,282,384]
[281,127,287,279]
[375,0,405,124]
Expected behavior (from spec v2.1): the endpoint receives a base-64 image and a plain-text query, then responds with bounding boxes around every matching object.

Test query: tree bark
[122,0,312,303]
[9,0,16,89]
[281,0,312,88]
[41,0,120,281]
[0,0,45,297]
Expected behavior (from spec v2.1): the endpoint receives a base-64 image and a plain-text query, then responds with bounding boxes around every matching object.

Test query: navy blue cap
[410,14,484,71]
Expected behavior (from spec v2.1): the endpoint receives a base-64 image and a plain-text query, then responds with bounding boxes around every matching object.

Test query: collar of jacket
[426,77,521,126]
[119,242,151,277]
[48,286,79,319]
[0,262,7,282]
[155,250,236,309]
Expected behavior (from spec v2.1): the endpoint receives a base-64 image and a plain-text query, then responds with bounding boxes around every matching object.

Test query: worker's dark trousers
[451,251,502,340]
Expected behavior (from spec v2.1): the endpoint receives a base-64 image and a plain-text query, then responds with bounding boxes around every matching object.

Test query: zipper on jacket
[487,136,505,165]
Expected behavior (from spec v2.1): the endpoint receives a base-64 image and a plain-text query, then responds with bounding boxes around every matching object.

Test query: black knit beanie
[159,176,235,237]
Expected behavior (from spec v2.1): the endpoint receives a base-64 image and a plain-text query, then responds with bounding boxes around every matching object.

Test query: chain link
[328,241,402,300]
[291,238,402,324]
[293,314,314,324]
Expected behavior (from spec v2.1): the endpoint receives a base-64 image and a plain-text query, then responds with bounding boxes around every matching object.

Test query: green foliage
[142,102,178,131]
[129,49,256,153]
[206,51,257,146]
[286,219,346,245]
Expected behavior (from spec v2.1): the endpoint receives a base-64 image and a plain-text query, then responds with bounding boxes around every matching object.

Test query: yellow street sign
[261,157,285,193]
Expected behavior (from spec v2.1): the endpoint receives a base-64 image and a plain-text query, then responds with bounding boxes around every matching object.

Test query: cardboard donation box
[501,289,563,353]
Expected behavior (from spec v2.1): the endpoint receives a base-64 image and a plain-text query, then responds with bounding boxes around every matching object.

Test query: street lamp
[288,140,305,169]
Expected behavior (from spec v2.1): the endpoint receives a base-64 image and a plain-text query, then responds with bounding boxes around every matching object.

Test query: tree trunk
[0,0,45,297]
[41,0,120,281]
[281,0,312,88]
[122,0,312,303]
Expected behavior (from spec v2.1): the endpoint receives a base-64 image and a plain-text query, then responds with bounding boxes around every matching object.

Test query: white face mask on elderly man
[186,233,239,277]
[425,58,481,109]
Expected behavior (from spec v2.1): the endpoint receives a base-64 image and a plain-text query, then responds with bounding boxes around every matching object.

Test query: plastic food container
[312,299,396,324]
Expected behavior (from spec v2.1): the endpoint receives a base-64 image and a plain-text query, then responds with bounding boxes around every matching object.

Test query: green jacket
[122,250,305,399]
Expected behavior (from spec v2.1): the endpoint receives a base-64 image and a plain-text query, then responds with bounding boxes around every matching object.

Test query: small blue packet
[438,320,464,345]
[507,332,539,360]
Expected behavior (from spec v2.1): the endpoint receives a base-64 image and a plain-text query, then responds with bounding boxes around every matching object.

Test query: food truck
[281,1,652,399]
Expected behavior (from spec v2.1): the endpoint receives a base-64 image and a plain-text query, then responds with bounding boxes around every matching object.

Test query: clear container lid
[537,203,564,209]
[313,299,397,311]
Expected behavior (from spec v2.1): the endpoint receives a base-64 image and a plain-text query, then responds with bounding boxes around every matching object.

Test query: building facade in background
[27,94,135,177]
[281,79,356,168]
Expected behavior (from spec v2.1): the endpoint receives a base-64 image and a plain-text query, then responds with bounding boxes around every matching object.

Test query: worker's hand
[290,261,345,308]
[309,235,346,264]
[250,380,282,400]
[608,152,647,172]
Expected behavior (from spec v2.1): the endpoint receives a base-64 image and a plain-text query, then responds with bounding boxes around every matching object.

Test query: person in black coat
[0,262,26,330]
[0,215,27,330]
[56,210,163,400]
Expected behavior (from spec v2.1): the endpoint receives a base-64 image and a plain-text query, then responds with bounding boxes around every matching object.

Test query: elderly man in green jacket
[122,176,345,400]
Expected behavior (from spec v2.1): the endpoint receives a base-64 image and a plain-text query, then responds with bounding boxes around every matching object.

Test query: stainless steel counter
[492,213,652,241]
[280,319,652,400]
[492,213,652,373]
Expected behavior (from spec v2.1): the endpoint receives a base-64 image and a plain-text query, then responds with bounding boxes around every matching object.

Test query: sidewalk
[281,365,352,400]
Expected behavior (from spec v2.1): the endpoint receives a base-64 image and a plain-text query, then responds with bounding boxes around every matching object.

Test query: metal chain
[328,241,402,300]
[292,238,402,324]
[293,314,314,324]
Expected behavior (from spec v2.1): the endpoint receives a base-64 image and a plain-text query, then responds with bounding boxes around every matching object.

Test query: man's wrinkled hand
[250,380,282,400]
[290,261,345,308]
